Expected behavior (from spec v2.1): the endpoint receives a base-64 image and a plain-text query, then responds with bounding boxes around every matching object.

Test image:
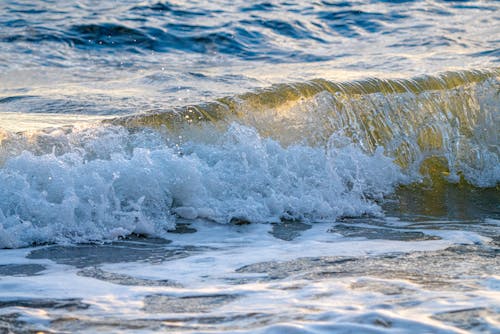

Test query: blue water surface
[0,0,498,115]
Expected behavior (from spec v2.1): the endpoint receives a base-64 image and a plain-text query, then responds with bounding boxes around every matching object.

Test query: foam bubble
[0,123,406,248]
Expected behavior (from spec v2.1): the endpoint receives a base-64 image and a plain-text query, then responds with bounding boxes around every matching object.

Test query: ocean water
[0,0,499,333]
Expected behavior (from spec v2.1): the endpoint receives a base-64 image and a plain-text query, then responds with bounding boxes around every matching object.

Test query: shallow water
[0,220,498,333]
[0,0,499,333]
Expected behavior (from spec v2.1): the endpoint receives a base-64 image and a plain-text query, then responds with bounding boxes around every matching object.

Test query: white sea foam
[0,221,497,333]
[0,123,407,248]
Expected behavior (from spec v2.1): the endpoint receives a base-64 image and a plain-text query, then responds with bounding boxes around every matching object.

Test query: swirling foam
[0,123,405,248]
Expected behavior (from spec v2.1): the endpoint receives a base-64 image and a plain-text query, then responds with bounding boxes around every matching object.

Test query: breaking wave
[0,69,498,248]
[117,69,500,186]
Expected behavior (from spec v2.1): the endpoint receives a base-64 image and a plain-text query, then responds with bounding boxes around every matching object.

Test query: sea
[0,0,499,333]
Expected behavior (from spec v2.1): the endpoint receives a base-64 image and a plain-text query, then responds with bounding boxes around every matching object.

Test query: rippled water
[0,1,499,333]
[1,0,499,116]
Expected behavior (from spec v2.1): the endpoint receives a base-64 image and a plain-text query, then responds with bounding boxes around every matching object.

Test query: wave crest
[115,69,500,187]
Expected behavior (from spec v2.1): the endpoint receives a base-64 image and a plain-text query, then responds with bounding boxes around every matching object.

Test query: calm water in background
[0,1,499,333]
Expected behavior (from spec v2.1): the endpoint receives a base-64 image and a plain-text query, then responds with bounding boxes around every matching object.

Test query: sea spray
[0,123,405,248]
[118,70,499,186]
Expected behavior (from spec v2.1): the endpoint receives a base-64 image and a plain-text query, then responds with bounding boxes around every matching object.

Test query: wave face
[118,69,500,187]
[0,70,498,248]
